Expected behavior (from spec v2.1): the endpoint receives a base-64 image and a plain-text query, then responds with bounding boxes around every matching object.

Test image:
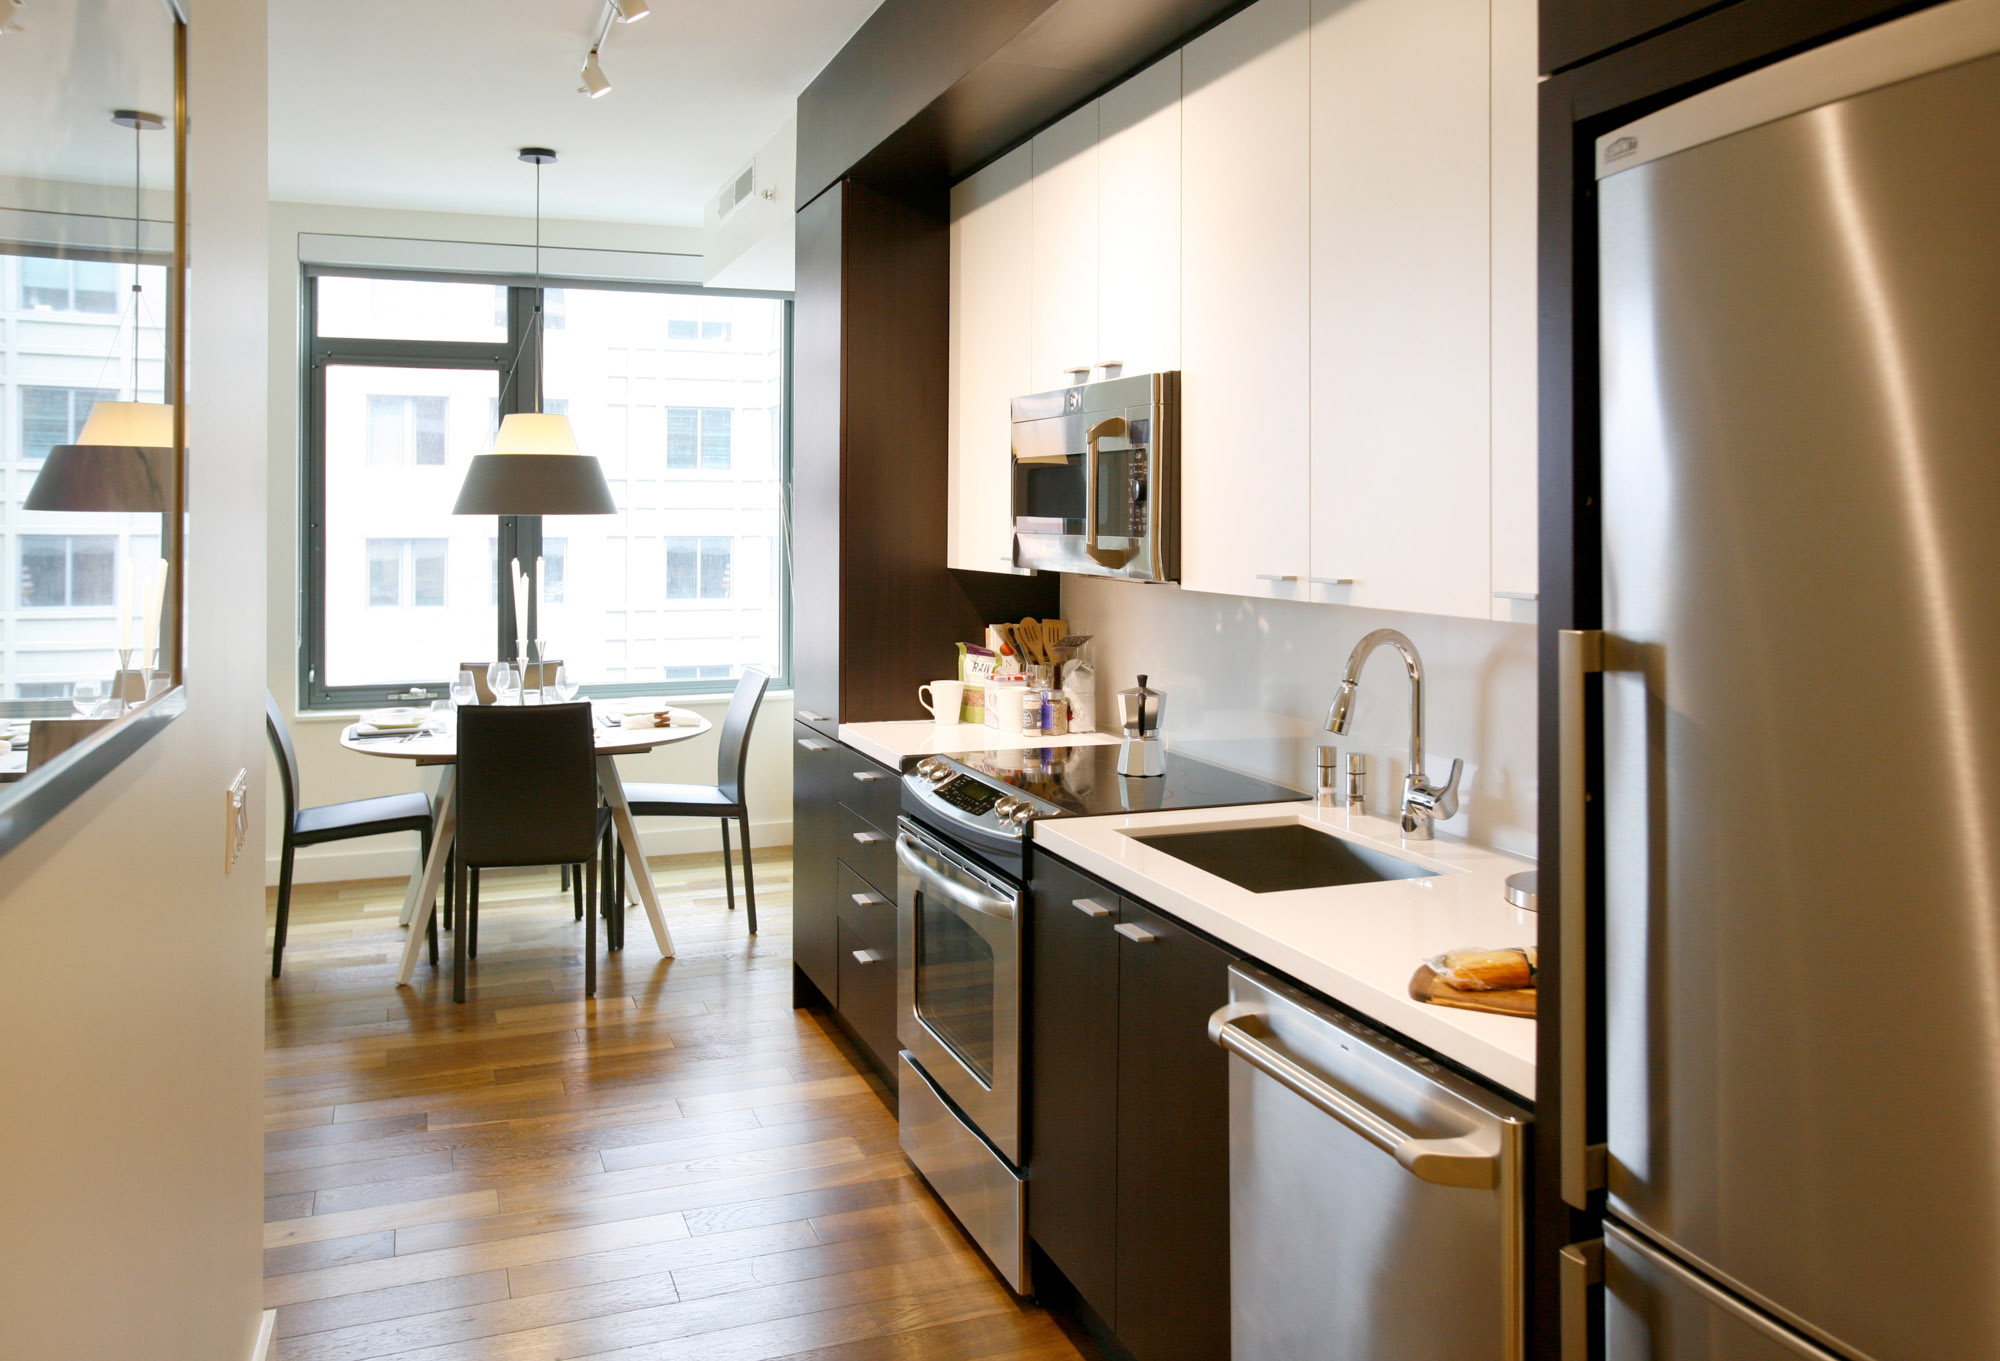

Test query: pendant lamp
[453,148,616,516]
[25,110,175,513]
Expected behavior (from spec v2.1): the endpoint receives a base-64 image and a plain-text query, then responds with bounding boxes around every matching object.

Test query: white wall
[0,1,271,1356]
[1063,576,1537,857]
[264,200,794,885]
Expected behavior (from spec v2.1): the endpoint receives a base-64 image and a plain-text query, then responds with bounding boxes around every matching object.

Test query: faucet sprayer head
[1325,680,1358,735]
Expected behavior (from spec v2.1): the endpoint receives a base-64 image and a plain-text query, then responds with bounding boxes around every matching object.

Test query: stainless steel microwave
[1010,370,1178,582]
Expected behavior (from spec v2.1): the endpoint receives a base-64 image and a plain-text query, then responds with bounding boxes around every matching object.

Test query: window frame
[299,264,793,710]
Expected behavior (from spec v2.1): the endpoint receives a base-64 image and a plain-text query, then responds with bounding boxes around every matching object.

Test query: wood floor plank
[264,853,1083,1361]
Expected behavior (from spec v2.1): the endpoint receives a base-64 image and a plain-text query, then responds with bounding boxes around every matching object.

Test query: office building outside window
[302,271,789,706]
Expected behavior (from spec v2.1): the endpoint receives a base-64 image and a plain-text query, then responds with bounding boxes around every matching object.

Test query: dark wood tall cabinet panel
[1115,899,1234,1361]
[1542,0,1740,71]
[792,725,842,1005]
[1027,856,1123,1322]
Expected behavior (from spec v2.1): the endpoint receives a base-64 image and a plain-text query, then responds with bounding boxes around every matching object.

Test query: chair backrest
[459,661,562,705]
[27,717,113,771]
[454,701,598,868]
[715,668,770,804]
[264,692,300,824]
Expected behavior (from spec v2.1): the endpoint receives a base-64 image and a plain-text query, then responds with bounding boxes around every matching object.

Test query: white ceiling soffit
[268,0,884,228]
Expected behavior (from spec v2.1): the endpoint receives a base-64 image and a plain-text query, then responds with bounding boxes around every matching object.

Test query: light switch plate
[225,768,248,872]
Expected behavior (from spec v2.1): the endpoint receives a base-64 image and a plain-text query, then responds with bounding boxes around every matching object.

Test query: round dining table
[339,703,712,987]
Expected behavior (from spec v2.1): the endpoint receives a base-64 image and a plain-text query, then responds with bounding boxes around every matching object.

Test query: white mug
[919,680,965,724]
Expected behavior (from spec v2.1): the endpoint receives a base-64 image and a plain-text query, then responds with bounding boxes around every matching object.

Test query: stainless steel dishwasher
[1209,965,1529,1361]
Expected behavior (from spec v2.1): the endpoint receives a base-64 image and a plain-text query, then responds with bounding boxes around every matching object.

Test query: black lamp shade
[453,454,617,515]
[24,443,176,512]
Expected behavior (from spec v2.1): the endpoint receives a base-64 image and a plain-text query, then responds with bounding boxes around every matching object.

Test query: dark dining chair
[615,668,769,936]
[266,693,435,979]
[452,701,601,1002]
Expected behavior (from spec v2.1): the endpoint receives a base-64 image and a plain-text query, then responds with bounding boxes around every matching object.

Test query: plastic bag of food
[1425,947,1537,992]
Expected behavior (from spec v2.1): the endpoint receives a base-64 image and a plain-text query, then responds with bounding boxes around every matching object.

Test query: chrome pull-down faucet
[1325,628,1463,840]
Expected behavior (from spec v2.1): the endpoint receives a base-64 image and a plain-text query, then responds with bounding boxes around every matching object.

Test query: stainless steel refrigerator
[1575,5,2000,1357]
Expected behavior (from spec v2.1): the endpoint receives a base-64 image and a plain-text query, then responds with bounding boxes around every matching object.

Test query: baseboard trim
[267,818,793,887]
[250,1309,276,1361]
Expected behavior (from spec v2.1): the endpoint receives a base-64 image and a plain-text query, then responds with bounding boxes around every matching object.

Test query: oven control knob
[918,759,950,783]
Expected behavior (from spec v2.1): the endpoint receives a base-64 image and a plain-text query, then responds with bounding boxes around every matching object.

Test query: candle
[118,555,132,653]
[511,558,529,663]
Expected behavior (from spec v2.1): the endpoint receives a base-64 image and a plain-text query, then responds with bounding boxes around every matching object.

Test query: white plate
[361,707,426,729]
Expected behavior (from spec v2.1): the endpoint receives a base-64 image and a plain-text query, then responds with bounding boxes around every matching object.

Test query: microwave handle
[1084,416,1130,568]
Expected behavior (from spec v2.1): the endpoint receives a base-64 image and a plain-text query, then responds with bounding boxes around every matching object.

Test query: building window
[19,535,116,608]
[367,394,448,466]
[366,538,447,608]
[14,681,77,699]
[666,406,731,471]
[666,536,732,600]
[19,256,119,314]
[662,665,736,681]
[21,385,117,464]
[701,319,731,342]
[667,318,697,341]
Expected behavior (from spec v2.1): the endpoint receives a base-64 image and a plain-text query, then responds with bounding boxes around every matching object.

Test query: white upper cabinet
[1031,101,1101,392]
[1097,51,1182,378]
[1308,0,1492,620]
[1489,0,1539,618]
[1180,0,1313,600]
[949,143,1035,575]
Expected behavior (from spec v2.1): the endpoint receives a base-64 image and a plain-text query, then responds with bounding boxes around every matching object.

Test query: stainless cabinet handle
[1072,897,1113,919]
[1309,576,1357,586]
[1113,922,1156,943]
[850,830,886,845]
[851,948,885,965]
[1255,574,1300,583]
[1208,1002,1501,1188]
[1494,590,1538,601]
[1558,628,1607,1208]
[797,738,830,752]
[1560,1238,1604,1361]
[851,771,888,782]
[797,709,829,723]
[850,892,886,908]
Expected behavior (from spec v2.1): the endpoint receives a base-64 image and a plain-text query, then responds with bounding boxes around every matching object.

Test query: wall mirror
[0,0,187,855]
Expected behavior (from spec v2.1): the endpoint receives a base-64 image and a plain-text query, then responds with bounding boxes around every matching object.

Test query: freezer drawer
[1213,965,1529,1361]
[1606,1223,1845,1361]
[897,1052,1028,1293]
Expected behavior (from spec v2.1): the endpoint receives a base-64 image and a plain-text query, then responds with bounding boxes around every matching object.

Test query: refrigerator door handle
[1209,1003,1501,1188]
[1560,1237,1604,1361]
[1559,628,1609,1209]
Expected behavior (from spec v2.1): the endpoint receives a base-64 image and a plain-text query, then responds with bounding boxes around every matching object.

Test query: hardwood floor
[266,850,1086,1361]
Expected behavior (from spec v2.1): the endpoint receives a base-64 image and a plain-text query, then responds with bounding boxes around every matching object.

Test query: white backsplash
[1061,576,1539,858]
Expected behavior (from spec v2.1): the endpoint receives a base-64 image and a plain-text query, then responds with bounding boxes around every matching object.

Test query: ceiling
[0,0,177,191]
[268,0,882,227]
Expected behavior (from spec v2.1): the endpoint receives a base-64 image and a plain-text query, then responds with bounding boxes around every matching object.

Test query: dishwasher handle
[1209,1002,1500,1189]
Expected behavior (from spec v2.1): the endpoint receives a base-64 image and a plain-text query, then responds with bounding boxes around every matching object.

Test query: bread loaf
[1426,947,1537,992]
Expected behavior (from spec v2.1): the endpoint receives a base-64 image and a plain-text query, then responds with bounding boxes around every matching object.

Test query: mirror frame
[0,4,190,860]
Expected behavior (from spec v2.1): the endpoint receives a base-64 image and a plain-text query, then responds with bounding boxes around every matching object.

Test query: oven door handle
[895,834,1018,920]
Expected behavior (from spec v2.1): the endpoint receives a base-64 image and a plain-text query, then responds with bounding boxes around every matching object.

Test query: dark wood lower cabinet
[1114,898,1235,1361]
[792,724,841,1004]
[836,863,899,1071]
[1027,852,1235,1361]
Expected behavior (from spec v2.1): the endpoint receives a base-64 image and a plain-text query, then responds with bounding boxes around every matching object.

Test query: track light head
[579,48,611,98]
[612,0,651,21]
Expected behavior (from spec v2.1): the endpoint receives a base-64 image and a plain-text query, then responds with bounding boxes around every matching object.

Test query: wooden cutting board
[1408,965,1537,1018]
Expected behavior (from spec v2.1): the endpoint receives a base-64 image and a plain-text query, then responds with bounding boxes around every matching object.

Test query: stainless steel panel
[1221,966,1528,1361]
[895,819,1024,1163]
[1599,50,2000,1360]
[1606,1224,1844,1361]
[898,1051,1029,1293]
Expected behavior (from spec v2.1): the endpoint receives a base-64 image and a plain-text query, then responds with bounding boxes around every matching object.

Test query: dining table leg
[398,768,450,927]
[596,754,676,959]
[396,767,458,986]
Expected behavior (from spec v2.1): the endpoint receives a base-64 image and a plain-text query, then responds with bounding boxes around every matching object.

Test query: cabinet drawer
[836,864,899,1072]
[837,801,897,892]
[836,746,902,836]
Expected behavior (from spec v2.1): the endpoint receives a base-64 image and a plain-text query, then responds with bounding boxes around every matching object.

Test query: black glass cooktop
[936,743,1303,819]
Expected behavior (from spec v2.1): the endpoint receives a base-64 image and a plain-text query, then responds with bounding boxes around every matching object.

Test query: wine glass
[72,681,103,718]
[552,665,580,704]
[452,669,477,709]
[426,698,453,736]
[487,661,516,705]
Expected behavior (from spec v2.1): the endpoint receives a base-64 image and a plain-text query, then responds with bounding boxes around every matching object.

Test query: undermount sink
[1129,822,1437,894]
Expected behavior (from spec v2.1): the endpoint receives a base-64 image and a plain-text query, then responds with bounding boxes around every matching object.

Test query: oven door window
[913,887,998,1088]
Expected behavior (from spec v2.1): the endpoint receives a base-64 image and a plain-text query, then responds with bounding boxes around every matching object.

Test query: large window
[302,271,789,707]
[19,257,119,314]
[20,535,116,608]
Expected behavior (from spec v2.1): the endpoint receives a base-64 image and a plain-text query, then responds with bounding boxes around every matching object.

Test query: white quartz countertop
[839,719,1117,768]
[1032,800,1538,1099]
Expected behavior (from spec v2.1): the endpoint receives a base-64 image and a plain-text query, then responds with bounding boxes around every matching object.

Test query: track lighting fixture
[579,48,611,98]
[611,0,650,21]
